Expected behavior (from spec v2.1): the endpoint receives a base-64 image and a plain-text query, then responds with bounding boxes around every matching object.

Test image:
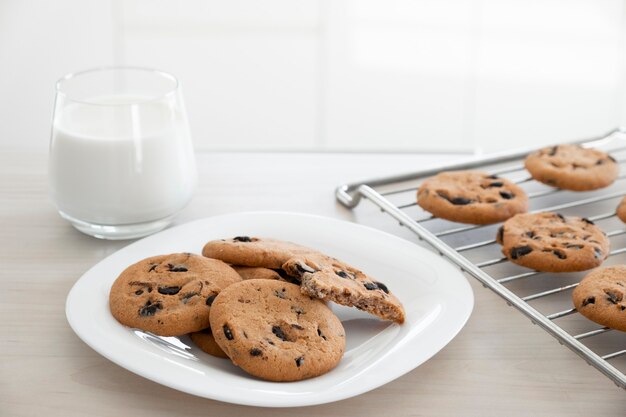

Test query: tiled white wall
[1,0,624,152]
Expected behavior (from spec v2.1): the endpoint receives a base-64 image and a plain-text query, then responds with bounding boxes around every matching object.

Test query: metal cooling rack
[336,127,626,389]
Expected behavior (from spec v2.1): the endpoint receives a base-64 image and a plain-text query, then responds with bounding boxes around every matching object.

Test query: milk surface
[49,96,196,225]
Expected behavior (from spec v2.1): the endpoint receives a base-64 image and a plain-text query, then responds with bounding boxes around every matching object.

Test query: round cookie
[210,279,346,382]
[496,212,610,272]
[189,328,229,358]
[617,196,626,223]
[572,265,626,331]
[416,170,528,224]
[524,144,618,191]
[202,236,319,269]
[109,253,242,336]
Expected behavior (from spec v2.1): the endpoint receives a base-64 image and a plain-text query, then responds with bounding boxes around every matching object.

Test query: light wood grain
[1,149,624,417]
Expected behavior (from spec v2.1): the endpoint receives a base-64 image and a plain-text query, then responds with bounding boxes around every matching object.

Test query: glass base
[59,211,174,240]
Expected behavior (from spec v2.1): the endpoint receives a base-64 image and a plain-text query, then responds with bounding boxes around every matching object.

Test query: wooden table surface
[1,149,625,416]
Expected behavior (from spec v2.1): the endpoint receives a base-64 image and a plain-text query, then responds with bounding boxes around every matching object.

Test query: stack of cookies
[416,143,625,332]
[109,238,405,382]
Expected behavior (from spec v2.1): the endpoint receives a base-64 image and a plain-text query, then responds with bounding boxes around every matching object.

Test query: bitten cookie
[202,236,319,269]
[617,196,626,223]
[210,279,346,382]
[524,144,618,191]
[572,265,626,331]
[282,254,405,324]
[496,212,610,272]
[417,170,528,224]
[189,328,229,358]
[109,253,242,336]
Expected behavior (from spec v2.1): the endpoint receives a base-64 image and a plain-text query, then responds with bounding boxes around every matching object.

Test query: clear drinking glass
[49,67,197,240]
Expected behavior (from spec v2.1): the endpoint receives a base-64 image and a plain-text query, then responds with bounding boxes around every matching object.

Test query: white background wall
[1,0,625,153]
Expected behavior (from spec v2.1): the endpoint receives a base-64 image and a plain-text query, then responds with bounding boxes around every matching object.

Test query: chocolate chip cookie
[524,144,618,191]
[210,279,346,382]
[572,265,626,331]
[109,253,242,336]
[417,170,528,224]
[497,212,610,272]
[189,328,229,358]
[283,254,405,323]
[202,236,318,269]
[617,196,626,223]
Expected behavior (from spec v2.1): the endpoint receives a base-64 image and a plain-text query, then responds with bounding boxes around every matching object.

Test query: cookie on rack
[524,144,618,191]
[572,265,626,331]
[416,170,528,224]
[283,253,406,324]
[617,196,626,223]
[210,279,346,382]
[496,212,610,272]
[189,327,229,358]
[109,253,242,336]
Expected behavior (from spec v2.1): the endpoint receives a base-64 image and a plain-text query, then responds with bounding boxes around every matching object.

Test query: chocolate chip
[364,282,378,290]
[596,159,605,165]
[135,289,144,295]
[525,231,535,239]
[555,213,565,221]
[158,286,181,295]
[581,296,595,307]
[139,300,162,317]
[566,244,584,249]
[552,249,566,259]
[608,155,617,163]
[291,306,304,316]
[499,191,514,199]
[497,226,504,242]
[233,236,252,242]
[605,290,622,304]
[375,281,389,294]
[487,174,499,179]
[594,247,603,259]
[223,324,234,340]
[317,327,327,340]
[272,325,288,341]
[295,262,316,274]
[335,270,350,279]
[181,292,198,304]
[488,182,503,188]
[250,348,263,356]
[291,323,304,330]
[148,263,158,272]
[205,293,217,306]
[295,356,304,367]
[274,289,287,299]
[510,246,533,259]
[548,146,558,156]
[581,218,594,225]
[168,264,188,272]
[450,197,472,205]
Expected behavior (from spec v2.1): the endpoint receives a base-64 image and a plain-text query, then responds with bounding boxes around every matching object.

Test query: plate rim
[66,211,474,407]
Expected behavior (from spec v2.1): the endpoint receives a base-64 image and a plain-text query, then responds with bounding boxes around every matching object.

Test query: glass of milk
[49,67,197,239]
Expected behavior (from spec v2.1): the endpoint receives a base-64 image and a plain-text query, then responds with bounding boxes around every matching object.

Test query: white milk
[49,96,197,225]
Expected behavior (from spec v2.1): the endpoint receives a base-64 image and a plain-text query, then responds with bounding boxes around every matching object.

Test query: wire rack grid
[336,128,626,389]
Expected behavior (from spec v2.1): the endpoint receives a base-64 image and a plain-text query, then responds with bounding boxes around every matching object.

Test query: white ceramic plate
[66,212,473,407]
